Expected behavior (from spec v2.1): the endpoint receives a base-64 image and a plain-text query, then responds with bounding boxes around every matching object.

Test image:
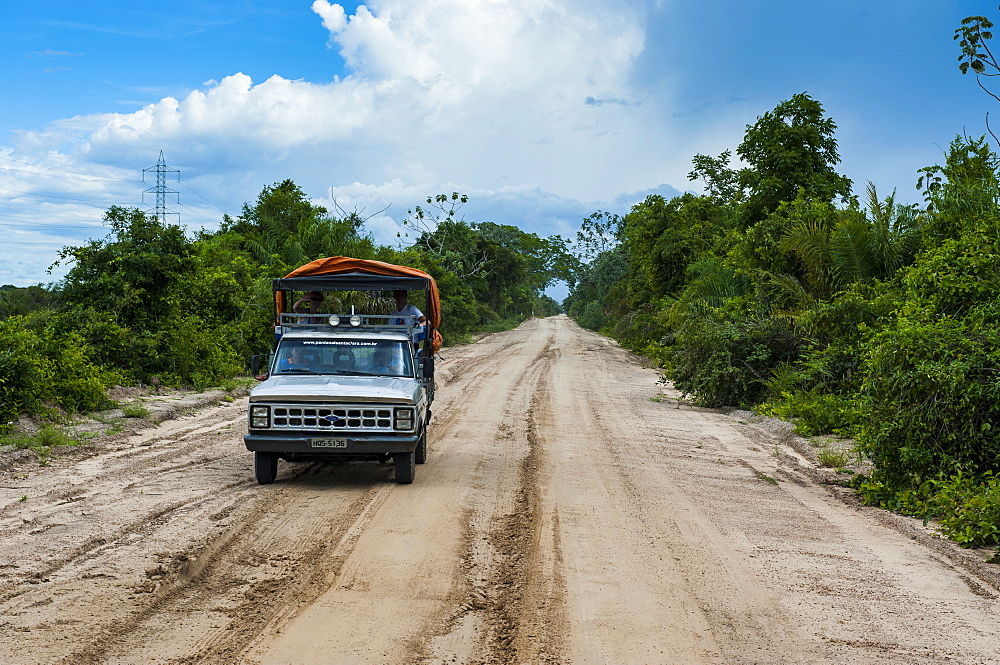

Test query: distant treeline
[561,91,1000,549]
[0,182,565,428]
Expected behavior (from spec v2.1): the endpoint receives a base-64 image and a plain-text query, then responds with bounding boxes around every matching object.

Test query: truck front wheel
[255,451,278,484]
[415,427,427,465]
[394,451,415,484]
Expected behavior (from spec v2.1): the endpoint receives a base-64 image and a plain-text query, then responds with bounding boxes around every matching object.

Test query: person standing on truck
[293,291,324,323]
[390,290,427,344]
[390,290,425,324]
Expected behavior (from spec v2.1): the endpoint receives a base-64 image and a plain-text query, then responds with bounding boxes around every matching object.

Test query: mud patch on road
[481,376,566,664]
[422,335,567,665]
[484,414,541,660]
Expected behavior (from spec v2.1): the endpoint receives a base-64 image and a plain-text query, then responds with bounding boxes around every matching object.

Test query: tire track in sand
[423,318,567,665]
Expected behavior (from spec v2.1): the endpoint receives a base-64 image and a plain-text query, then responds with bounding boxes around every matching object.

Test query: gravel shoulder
[0,315,997,664]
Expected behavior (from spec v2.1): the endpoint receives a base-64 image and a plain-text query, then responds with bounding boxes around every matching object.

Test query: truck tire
[415,427,427,465]
[394,451,415,484]
[255,451,278,484]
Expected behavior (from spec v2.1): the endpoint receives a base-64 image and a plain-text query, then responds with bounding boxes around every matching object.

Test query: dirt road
[1,315,998,664]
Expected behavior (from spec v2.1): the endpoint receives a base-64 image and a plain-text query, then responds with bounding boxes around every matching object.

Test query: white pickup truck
[243,258,439,485]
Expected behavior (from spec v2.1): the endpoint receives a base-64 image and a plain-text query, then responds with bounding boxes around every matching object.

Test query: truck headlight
[250,405,270,429]
[328,314,341,326]
[393,407,414,431]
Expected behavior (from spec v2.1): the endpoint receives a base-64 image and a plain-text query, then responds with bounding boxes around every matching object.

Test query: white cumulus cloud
[2,0,686,286]
[75,0,655,196]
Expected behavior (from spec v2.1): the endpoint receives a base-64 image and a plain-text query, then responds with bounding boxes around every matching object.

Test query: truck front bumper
[244,431,419,455]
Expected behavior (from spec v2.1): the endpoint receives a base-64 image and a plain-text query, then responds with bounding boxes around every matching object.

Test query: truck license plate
[310,438,348,449]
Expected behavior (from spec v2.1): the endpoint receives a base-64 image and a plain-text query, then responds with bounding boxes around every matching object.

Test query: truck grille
[271,405,394,432]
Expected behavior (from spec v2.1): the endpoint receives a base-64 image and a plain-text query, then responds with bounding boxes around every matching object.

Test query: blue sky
[0,0,996,293]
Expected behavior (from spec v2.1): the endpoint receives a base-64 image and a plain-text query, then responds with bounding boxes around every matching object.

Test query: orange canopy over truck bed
[273,256,442,353]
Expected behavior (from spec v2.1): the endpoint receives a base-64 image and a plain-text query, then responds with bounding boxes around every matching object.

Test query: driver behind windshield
[369,345,403,375]
[278,345,313,372]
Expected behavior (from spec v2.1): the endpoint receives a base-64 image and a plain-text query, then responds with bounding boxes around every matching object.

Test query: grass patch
[817,446,849,468]
[121,401,151,418]
[0,424,82,461]
[756,471,779,485]
[220,377,255,393]
[477,317,525,335]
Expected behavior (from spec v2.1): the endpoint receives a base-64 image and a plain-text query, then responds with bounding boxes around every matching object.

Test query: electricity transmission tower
[142,150,180,223]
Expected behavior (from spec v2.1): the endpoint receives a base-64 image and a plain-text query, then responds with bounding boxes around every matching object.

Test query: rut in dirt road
[1,315,999,665]
[421,337,567,665]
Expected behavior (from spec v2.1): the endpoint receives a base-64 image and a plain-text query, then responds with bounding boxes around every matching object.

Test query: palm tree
[780,183,921,299]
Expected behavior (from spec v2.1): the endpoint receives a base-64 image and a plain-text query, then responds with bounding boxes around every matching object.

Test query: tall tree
[53,206,194,330]
[736,93,852,225]
[219,179,373,270]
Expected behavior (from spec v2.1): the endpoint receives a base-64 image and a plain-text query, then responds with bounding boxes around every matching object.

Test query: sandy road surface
[1,315,999,664]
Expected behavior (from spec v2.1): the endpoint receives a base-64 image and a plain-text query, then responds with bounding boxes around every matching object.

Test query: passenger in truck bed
[389,290,425,326]
[293,291,325,323]
[390,290,427,343]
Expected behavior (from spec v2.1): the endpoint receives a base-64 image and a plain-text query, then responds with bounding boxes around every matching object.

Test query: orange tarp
[277,256,442,353]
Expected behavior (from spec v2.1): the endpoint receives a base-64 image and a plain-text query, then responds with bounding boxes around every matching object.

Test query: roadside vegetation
[559,10,1000,551]
[4,10,1000,553]
[0,182,567,432]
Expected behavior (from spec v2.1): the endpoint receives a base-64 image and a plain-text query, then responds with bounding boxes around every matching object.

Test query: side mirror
[421,356,435,379]
[250,354,269,381]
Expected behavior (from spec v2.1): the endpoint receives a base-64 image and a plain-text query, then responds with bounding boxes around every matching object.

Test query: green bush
[44,307,133,371]
[667,310,801,408]
[156,314,243,388]
[41,331,119,413]
[862,471,1000,548]
[929,472,1000,547]
[0,319,49,426]
[0,318,117,428]
[855,215,1000,491]
[760,388,860,436]
[858,311,1000,490]
[574,300,606,331]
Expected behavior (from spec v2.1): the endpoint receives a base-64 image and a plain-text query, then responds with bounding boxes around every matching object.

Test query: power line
[1,151,228,210]
[173,202,218,226]
[179,182,229,213]
[0,115,92,142]
[0,224,103,232]
[0,114,152,153]
[1,149,231,231]
[1,133,232,218]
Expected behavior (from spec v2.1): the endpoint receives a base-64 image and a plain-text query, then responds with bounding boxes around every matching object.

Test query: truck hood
[250,375,422,405]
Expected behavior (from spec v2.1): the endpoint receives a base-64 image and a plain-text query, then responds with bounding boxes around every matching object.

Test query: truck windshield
[273,339,414,378]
